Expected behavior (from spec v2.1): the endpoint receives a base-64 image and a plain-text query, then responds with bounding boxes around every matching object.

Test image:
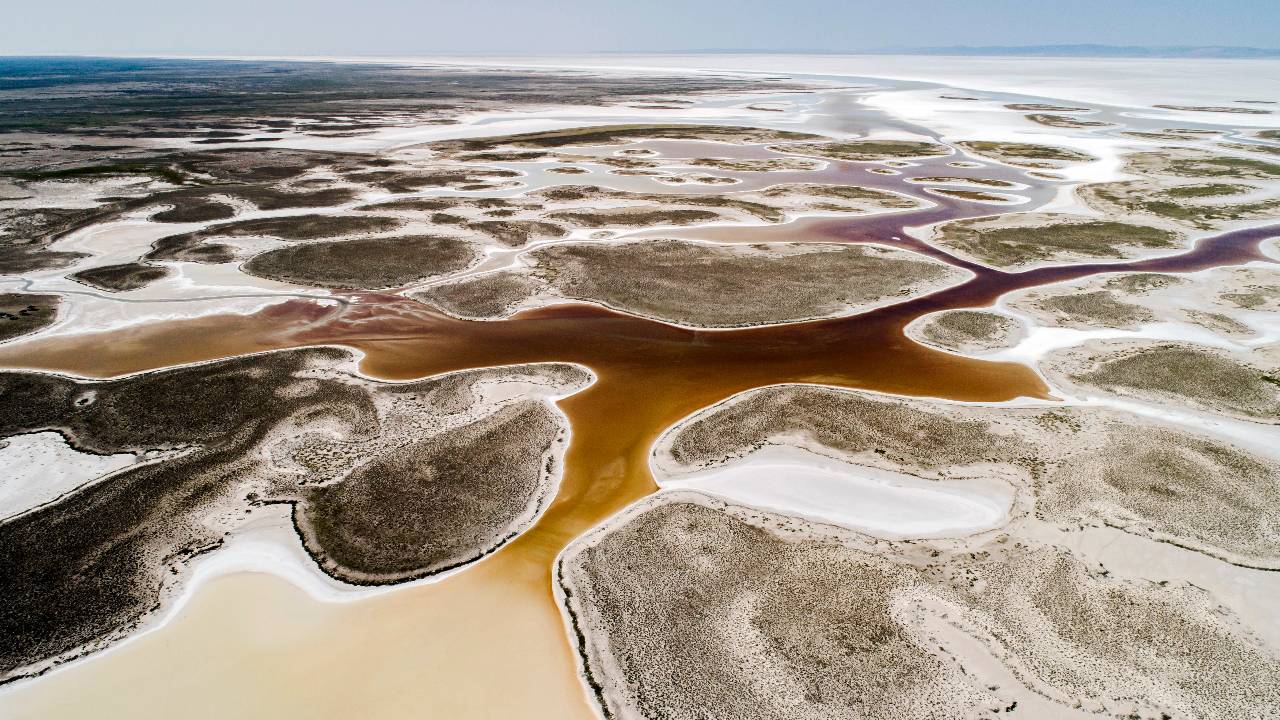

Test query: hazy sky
[4,0,1278,56]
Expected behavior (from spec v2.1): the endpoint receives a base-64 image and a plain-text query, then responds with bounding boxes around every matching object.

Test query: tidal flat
[1,54,1279,720]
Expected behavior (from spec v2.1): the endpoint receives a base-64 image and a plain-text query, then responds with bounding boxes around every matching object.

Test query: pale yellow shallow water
[0,293,1049,719]
[2,565,594,720]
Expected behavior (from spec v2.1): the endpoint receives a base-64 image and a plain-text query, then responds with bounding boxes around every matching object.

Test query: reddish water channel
[1,194,1276,719]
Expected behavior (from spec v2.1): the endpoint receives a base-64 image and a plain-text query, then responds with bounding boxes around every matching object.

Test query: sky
[3,0,1278,57]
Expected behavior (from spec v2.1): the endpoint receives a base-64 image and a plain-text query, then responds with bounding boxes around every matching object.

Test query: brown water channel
[1,205,1277,718]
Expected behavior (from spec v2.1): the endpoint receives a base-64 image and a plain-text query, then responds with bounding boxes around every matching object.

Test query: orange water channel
[0,215,1276,718]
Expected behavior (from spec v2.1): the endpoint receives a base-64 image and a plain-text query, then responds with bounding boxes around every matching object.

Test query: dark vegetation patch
[1217,276,1280,310]
[1104,272,1187,294]
[564,490,1280,719]
[222,186,357,211]
[358,196,533,214]
[433,124,821,154]
[0,149,386,272]
[0,348,586,679]
[0,349,360,679]
[1124,131,1204,141]
[558,153,660,170]
[70,263,171,292]
[199,214,403,241]
[956,141,1096,167]
[1043,426,1280,564]
[150,198,236,223]
[1025,113,1114,128]
[546,207,723,228]
[908,176,1016,188]
[147,214,404,264]
[926,188,1012,202]
[531,185,783,222]
[1080,180,1280,229]
[561,496,997,720]
[1033,290,1154,328]
[3,148,362,188]
[1184,309,1254,336]
[415,272,548,318]
[242,235,478,289]
[752,183,918,211]
[932,215,1179,268]
[3,161,189,185]
[1218,142,1280,157]
[912,309,1019,353]
[1069,344,1280,421]
[1128,149,1280,179]
[529,240,962,327]
[421,239,962,326]
[0,292,58,342]
[465,220,566,247]
[770,139,951,161]
[297,401,562,583]
[528,184,915,228]
[1163,183,1252,198]
[146,233,238,264]
[343,167,519,193]
[666,385,1025,472]
[191,137,284,145]
[454,150,555,163]
[0,207,96,273]
[1004,103,1092,112]
[1153,104,1272,115]
[686,157,823,172]
[0,58,800,135]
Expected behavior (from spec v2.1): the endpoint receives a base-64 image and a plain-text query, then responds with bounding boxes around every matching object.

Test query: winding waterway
[1,193,1277,719]
[2,70,1279,717]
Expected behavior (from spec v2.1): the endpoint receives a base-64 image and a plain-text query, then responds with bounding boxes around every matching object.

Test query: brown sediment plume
[0,298,341,378]
[1,218,1276,719]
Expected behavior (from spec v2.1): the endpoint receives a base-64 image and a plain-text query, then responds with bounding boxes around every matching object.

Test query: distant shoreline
[673,45,1280,59]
